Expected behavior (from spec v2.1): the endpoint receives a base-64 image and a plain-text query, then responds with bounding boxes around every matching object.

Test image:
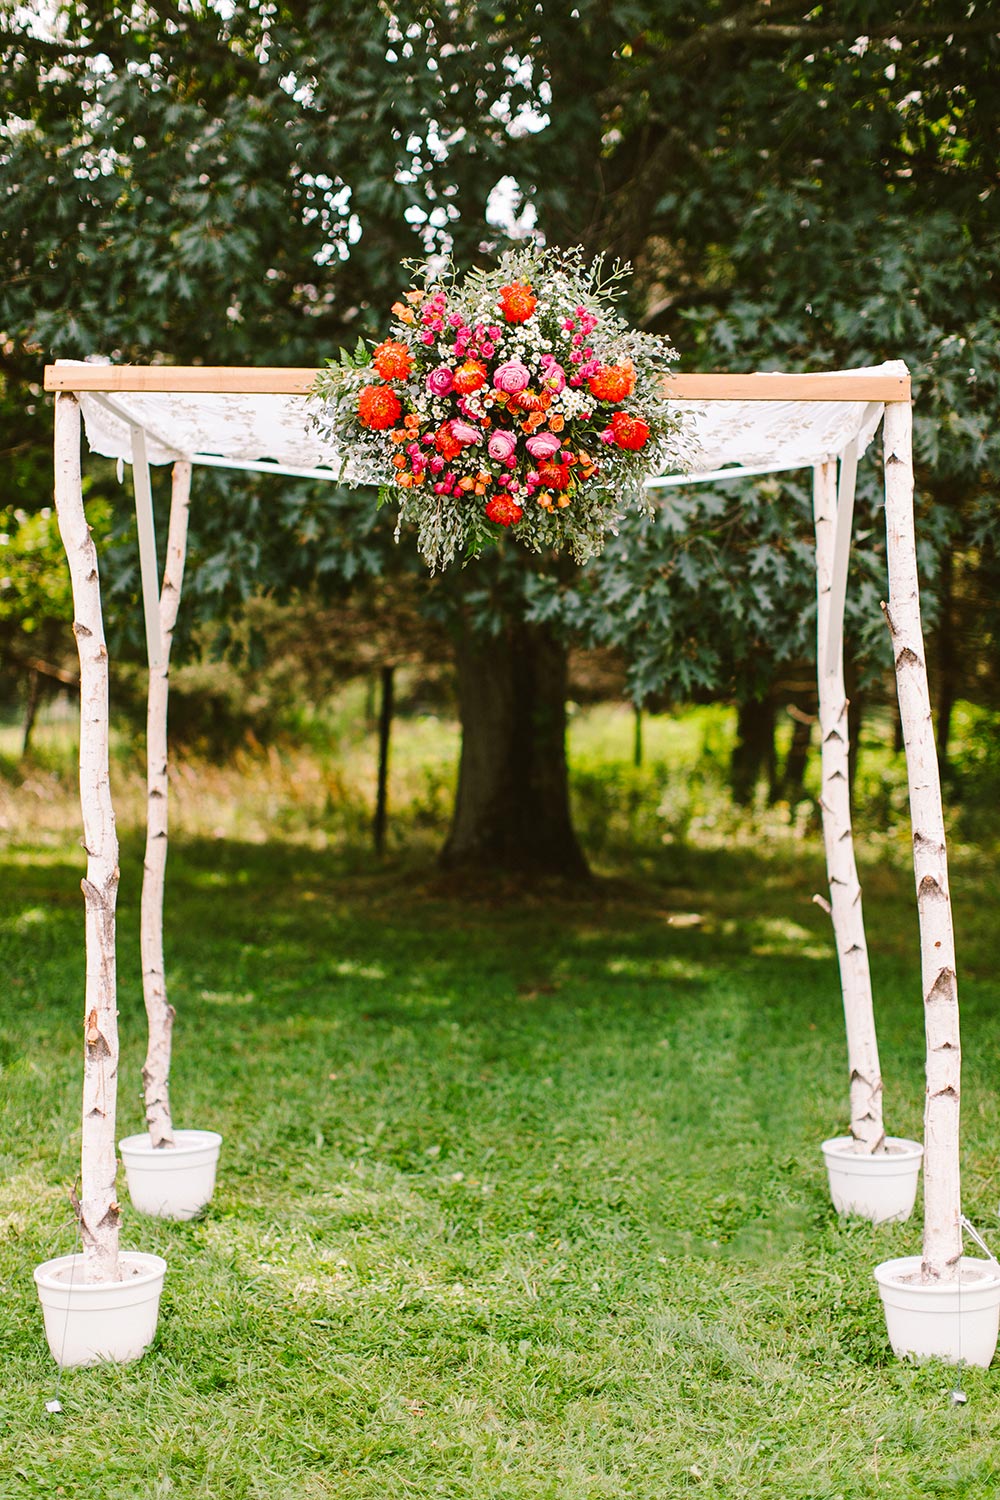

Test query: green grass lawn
[2,705,1000,1497]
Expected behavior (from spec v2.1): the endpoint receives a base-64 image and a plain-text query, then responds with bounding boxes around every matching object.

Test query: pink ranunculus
[525,432,562,460]
[488,428,518,462]
[492,360,531,394]
[426,365,455,397]
[449,419,481,446]
[541,362,566,393]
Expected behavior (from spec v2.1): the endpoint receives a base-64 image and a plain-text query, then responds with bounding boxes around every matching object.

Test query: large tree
[3,1,999,867]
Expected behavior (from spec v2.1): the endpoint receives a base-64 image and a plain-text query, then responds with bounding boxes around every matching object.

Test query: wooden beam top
[666,371,911,402]
[44,364,911,403]
[45,365,321,395]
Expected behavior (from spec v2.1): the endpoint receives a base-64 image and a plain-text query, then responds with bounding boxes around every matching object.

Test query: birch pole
[53,393,121,1282]
[882,400,962,1282]
[141,459,192,1148]
[812,461,885,1152]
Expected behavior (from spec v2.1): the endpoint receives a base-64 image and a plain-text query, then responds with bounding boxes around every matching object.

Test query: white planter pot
[34,1251,167,1368]
[821,1135,923,1223]
[874,1255,1000,1366]
[119,1129,223,1220]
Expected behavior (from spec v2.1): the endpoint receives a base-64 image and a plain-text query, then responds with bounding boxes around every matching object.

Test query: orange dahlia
[358,384,402,430]
[373,340,413,381]
[588,362,635,403]
[497,282,537,324]
[537,460,571,491]
[610,411,650,450]
[434,425,463,461]
[485,494,524,527]
[453,359,489,394]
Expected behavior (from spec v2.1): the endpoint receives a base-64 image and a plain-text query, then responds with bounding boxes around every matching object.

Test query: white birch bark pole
[882,400,962,1281]
[140,459,192,1148]
[53,393,121,1282]
[812,461,885,1152]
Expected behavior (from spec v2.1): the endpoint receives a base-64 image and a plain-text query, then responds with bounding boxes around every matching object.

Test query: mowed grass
[2,704,1000,1497]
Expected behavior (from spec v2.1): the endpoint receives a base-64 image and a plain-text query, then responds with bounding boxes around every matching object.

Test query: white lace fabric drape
[63,360,905,481]
[77,387,343,470]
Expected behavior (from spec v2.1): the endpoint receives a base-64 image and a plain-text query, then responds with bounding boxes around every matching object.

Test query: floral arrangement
[311,247,687,572]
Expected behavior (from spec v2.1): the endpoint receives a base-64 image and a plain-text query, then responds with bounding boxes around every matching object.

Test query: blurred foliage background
[2,1,999,861]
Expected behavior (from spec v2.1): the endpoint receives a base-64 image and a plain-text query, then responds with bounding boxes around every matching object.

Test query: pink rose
[488,429,518,462]
[493,360,531,394]
[525,432,562,460]
[541,362,566,393]
[449,419,481,446]
[426,365,454,397]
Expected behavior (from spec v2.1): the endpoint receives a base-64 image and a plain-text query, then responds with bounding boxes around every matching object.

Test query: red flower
[588,362,635,403]
[536,460,571,491]
[372,340,413,381]
[358,384,402,430]
[485,494,524,527]
[610,411,650,450]
[434,424,463,461]
[453,359,489,394]
[497,283,537,324]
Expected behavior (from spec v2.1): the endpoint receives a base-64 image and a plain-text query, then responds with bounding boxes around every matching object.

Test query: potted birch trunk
[872,401,1000,1364]
[118,459,223,1220]
[812,460,922,1223]
[33,393,167,1368]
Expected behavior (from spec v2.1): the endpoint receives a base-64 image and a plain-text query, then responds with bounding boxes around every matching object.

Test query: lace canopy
[57,359,905,484]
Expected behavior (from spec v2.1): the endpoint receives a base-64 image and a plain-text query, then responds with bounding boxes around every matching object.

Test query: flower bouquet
[311,247,687,572]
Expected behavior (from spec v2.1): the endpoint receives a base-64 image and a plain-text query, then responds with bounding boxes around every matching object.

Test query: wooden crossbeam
[44,365,912,402]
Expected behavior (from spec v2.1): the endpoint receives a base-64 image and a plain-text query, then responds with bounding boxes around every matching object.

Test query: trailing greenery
[2,708,1000,1496]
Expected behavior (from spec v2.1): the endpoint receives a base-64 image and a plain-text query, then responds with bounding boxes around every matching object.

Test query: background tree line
[2,0,999,872]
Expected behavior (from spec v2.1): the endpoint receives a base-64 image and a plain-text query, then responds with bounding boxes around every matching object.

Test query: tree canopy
[3,1,999,763]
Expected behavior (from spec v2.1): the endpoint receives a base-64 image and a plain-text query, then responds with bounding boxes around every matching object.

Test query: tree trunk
[141,459,191,1149]
[53,393,121,1282]
[935,542,956,773]
[21,667,42,756]
[730,695,776,805]
[813,461,885,1153]
[846,665,863,807]
[779,696,816,803]
[882,402,962,1283]
[441,619,589,879]
[373,664,394,856]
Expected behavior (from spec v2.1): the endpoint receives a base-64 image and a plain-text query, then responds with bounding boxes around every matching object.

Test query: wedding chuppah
[42,344,986,1370]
